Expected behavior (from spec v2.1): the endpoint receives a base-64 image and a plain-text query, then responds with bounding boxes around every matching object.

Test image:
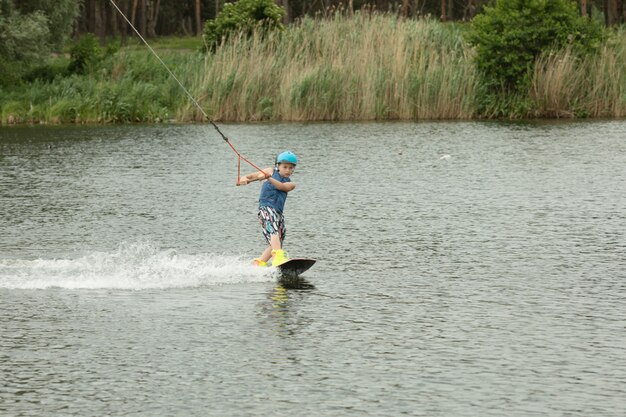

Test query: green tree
[0,0,80,85]
[12,0,80,50]
[0,3,49,85]
[203,0,285,51]
[468,0,605,93]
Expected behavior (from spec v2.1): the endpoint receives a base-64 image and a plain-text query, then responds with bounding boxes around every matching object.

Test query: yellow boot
[252,258,268,267]
[271,249,289,267]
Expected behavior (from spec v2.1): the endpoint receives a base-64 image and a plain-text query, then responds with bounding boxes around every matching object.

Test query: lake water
[1,121,625,416]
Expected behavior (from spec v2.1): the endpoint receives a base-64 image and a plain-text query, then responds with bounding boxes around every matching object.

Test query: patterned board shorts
[258,206,286,245]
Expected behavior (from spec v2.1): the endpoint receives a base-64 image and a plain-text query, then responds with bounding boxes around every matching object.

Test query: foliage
[67,34,116,75]
[12,0,80,50]
[3,12,626,124]
[124,36,204,51]
[202,0,285,51]
[0,0,80,86]
[468,0,606,94]
[22,58,70,83]
[0,49,192,124]
[0,5,49,86]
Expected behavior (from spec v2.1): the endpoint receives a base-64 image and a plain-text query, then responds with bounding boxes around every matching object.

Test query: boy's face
[277,162,295,177]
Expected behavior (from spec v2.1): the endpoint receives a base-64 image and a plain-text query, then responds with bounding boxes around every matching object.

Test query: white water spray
[0,242,272,290]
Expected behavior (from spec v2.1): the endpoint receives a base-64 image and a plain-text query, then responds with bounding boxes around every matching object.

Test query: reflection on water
[278,276,316,290]
[271,285,290,308]
[263,281,316,338]
[1,121,625,416]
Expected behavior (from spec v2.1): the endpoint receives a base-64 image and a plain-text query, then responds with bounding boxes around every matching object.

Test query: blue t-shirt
[258,169,290,213]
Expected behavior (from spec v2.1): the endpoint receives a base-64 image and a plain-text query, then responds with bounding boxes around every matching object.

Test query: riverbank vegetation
[1,1,626,124]
[190,13,478,121]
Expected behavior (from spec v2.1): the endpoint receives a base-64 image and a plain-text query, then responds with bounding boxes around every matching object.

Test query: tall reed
[186,12,479,122]
[531,28,626,118]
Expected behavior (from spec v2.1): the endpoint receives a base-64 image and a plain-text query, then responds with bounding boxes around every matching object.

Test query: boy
[239,151,297,267]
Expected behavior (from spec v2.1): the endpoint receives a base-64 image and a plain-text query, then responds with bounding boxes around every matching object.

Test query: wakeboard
[276,258,316,278]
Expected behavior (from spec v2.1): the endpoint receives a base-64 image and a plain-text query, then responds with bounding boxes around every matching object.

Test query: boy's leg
[257,206,287,265]
[257,235,281,263]
[259,245,272,262]
[256,207,274,265]
[270,234,282,251]
[269,229,288,266]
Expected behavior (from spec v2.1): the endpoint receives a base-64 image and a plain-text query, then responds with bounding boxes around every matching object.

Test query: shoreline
[3,116,625,129]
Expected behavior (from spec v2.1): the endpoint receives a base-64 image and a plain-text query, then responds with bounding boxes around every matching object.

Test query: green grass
[0,50,193,124]
[123,35,204,51]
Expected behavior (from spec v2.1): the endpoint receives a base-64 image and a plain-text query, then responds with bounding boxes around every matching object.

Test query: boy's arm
[239,167,273,185]
[268,177,296,192]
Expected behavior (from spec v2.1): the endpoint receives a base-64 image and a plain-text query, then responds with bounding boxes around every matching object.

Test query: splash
[0,242,273,290]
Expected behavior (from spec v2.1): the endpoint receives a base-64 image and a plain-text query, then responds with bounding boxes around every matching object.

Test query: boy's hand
[239,176,249,185]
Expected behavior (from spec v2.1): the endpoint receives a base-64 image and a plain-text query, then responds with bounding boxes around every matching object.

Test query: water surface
[1,121,625,416]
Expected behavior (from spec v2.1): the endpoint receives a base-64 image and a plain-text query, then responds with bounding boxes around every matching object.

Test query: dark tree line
[77,0,205,40]
[76,0,626,41]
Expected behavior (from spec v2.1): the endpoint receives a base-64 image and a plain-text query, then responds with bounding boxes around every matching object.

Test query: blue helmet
[276,151,298,165]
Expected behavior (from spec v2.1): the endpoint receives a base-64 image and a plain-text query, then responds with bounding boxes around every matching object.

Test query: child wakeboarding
[238,151,297,267]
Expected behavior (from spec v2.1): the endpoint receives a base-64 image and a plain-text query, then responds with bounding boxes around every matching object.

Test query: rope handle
[227,139,268,186]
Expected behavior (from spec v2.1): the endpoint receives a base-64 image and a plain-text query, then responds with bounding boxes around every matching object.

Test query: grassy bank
[1,13,625,124]
[0,49,198,124]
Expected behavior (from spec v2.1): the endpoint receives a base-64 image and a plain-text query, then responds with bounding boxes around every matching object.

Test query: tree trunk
[441,0,446,21]
[464,0,476,20]
[418,0,427,16]
[131,0,139,27]
[145,0,159,38]
[120,0,129,45]
[87,0,95,33]
[142,0,148,36]
[581,0,587,17]
[401,0,410,17]
[276,0,292,23]
[181,16,193,36]
[109,1,118,38]
[286,0,293,23]
[195,0,202,35]
[606,0,619,25]
[94,0,105,43]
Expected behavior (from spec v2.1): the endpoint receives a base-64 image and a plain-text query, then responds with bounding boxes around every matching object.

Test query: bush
[469,0,605,94]
[203,0,285,52]
[22,58,69,83]
[68,34,104,75]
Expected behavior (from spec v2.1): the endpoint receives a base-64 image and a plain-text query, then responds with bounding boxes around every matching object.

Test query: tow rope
[108,0,265,185]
